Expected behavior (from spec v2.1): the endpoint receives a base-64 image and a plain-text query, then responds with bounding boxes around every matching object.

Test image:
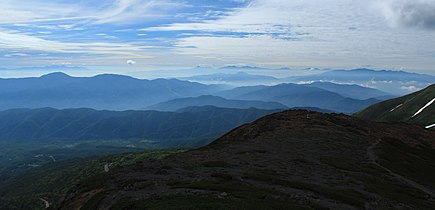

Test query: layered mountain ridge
[0,72,389,113]
[0,72,225,111]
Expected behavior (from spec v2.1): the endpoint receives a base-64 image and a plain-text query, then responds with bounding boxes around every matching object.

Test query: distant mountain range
[355,84,435,130]
[0,72,391,113]
[0,72,226,111]
[176,68,435,95]
[215,83,381,113]
[2,70,424,113]
[146,81,387,113]
[146,95,288,111]
[179,72,279,86]
[0,106,278,146]
[305,82,392,100]
[288,68,435,95]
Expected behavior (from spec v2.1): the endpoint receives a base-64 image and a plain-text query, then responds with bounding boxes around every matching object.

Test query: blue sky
[0,0,434,77]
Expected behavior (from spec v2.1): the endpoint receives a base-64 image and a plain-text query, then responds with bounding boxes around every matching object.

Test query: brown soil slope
[58,110,435,210]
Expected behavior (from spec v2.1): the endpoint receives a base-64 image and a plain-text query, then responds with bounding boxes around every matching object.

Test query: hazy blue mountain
[179,71,279,86]
[214,85,268,99]
[0,72,75,92]
[218,83,380,113]
[216,82,389,101]
[0,73,226,111]
[305,82,394,100]
[146,95,287,111]
[220,66,272,71]
[287,69,435,95]
[0,107,279,146]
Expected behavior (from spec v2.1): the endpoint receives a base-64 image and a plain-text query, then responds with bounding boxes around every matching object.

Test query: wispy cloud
[142,0,297,35]
[0,0,185,25]
[0,0,190,72]
[4,53,29,57]
[0,28,154,56]
[92,0,186,24]
[0,0,82,24]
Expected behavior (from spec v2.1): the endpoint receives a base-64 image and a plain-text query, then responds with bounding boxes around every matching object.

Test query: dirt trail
[367,139,435,199]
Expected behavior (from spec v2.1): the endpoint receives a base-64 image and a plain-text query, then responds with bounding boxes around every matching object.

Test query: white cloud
[4,53,29,57]
[127,59,136,65]
[400,85,419,91]
[378,0,435,30]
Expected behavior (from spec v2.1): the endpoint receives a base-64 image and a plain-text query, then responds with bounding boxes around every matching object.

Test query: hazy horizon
[0,66,434,80]
[0,0,434,78]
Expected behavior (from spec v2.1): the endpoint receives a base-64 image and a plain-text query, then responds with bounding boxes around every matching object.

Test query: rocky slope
[58,110,435,210]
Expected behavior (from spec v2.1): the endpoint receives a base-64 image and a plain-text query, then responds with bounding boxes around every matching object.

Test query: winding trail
[367,139,435,199]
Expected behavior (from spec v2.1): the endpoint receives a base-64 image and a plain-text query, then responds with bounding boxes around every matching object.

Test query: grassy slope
[355,84,435,128]
[0,149,184,210]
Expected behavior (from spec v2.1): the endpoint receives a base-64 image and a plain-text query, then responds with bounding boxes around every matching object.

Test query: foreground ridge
[59,110,435,210]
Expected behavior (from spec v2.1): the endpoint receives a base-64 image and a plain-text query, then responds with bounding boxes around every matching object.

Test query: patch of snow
[426,124,435,129]
[390,104,403,112]
[39,198,50,209]
[412,98,435,118]
[104,164,110,172]
[49,155,56,162]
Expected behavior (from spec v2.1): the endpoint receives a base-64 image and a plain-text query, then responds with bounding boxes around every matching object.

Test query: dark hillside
[58,110,435,210]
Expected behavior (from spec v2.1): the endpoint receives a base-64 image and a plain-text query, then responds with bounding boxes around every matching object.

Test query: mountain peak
[40,72,72,79]
[92,73,138,80]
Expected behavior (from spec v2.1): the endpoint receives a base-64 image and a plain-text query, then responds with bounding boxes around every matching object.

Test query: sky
[0,0,434,78]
